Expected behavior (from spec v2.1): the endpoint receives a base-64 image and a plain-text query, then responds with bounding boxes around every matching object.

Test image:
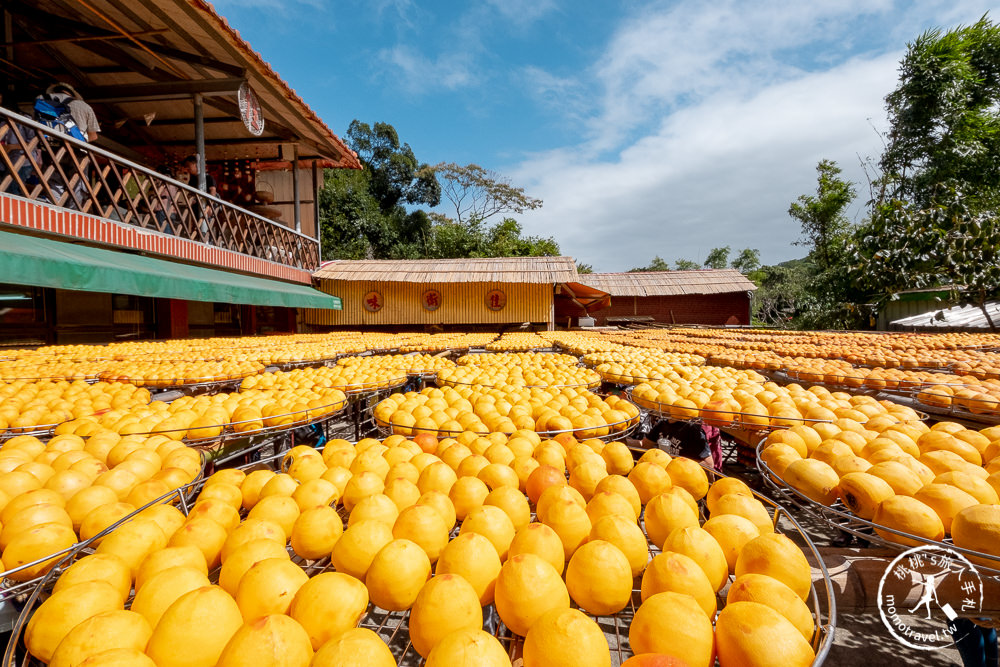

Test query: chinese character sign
[422,289,442,311]
[485,289,507,312]
[363,291,383,312]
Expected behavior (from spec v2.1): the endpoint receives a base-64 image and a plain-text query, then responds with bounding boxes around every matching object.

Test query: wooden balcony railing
[0,107,319,269]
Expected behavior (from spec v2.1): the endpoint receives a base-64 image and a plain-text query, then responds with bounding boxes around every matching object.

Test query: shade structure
[555,282,612,318]
[0,231,341,310]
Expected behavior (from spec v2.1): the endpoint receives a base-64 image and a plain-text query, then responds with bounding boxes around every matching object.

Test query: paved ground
[830,611,962,666]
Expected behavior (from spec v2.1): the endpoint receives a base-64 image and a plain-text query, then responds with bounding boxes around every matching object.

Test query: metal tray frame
[756,442,1000,582]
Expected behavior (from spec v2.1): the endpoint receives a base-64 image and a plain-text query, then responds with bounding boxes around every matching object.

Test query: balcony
[0,107,320,273]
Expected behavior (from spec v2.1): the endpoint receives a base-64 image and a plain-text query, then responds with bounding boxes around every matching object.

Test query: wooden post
[193,93,206,191]
[292,144,301,232]
[312,159,321,250]
[548,285,555,331]
[157,299,189,339]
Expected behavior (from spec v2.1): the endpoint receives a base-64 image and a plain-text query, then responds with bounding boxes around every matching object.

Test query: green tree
[433,163,543,225]
[878,16,1000,212]
[855,17,1000,329]
[423,215,559,259]
[320,122,554,261]
[674,259,701,271]
[320,120,440,259]
[730,248,761,275]
[789,160,856,271]
[628,256,671,272]
[856,194,1000,329]
[346,121,440,211]
[576,262,594,274]
[786,159,867,328]
[751,260,811,327]
[703,246,730,269]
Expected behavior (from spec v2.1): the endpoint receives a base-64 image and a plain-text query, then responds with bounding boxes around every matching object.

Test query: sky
[212,0,996,272]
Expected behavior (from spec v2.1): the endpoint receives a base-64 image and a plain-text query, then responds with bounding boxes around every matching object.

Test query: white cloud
[520,66,588,121]
[512,53,901,271]
[485,0,558,26]
[583,0,895,151]
[507,0,998,272]
[373,1,557,96]
[377,45,475,93]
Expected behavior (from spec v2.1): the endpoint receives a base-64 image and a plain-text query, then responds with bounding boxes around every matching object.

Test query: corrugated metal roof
[891,302,1000,329]
[577,269,757,297]
[313,257,579,284]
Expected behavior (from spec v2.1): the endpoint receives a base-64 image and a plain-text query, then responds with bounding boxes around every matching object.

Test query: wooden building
[578,269,757,326]
[308,257,609,330]
[0,0,357,345]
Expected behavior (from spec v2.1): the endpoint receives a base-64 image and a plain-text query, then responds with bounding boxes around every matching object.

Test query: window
[0,285,45,325]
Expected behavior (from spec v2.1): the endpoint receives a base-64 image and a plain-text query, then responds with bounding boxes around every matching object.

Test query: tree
[784,159,868,329]
[856,193,1000,329]
[319,120,441,260]
[674,259,701,271]
[789,160,856,271]
[854,18,1000,330]
[422,215,559,259]
[751,260,811,327]
[433,163,543,225]
[629,256,671,272]
[346,121,440,212]
[703,246,730,269]
[730,248,761,275]
[320,121,558,262]
[878,17,1000,212]
[576,262,594,274]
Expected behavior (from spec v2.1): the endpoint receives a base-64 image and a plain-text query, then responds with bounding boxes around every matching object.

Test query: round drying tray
[0,450,206,604]
[757,441,1000,582]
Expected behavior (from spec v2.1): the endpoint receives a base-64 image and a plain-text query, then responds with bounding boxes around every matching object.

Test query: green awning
[0,231,342,309]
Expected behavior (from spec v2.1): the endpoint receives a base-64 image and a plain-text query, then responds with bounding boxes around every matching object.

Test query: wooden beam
[78,37,163,79]
[144,116,240,127]
[125,39,246,79]
[85,77,245,103]
[70,0,186,78]
[0,28,168,47]
[78,0,245,78]
[13,22,166,156]
[167,0,343,162]
[198,96,336,162]
[155,136,295,147]
[79,65,133,74]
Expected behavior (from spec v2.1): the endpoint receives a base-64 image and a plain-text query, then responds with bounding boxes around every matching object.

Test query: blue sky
[213,0,996,272]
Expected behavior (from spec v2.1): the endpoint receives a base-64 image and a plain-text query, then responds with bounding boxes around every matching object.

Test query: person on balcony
[179,155,218,244]
[32,83,101,207]
[180,155,217,196]
[43,83,100,142]
[0,94,39,195]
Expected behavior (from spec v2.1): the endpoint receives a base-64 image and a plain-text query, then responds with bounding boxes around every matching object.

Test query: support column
[312,159,321,253]
[292,144,301,232]
[193,93,206,191]
[157,299,189,339]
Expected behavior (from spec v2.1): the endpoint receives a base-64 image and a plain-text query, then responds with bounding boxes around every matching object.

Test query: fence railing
[0,106,319,270]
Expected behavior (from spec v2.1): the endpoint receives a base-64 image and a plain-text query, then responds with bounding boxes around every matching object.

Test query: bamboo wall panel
[305,281,553,326]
